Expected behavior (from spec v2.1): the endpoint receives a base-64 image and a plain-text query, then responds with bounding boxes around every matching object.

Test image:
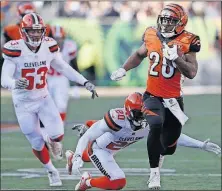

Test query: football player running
[65,92,221,191]
[1,13,98,187]
[110,3,201,189]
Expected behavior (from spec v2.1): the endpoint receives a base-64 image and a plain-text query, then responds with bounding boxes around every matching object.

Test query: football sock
[44,160,57,172]
[177,133,203,148]
[60,113,66,121]
[147,128,162,168]
[32,145,50,164]
[82,148,91,162]
[89,176,126,190]
[85,120,98,128]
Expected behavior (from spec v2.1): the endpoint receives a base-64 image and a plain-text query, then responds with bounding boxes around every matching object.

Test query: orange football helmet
[51,25,66,39]
[157,3,188,38]
[20,13,46,47]
[17,2,36,17]
[124,92,145,128]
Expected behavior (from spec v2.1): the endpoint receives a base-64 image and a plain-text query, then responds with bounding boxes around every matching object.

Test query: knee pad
[51,134,64,142]
[29,136,45,151]
[111,178,126,190]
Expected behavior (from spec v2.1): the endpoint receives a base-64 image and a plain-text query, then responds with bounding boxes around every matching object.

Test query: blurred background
[1,1,221,87]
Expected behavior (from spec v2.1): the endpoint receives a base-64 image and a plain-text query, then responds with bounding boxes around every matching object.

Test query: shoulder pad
[44,37,60,53]
[104,108,125,132]
[64,39,77,56]
[142,26,157,42]
[2,40,21,58]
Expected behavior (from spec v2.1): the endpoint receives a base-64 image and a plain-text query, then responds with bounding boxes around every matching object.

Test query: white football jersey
[47,39,77,78]
[2,37,60,101]
[95,108,150,154]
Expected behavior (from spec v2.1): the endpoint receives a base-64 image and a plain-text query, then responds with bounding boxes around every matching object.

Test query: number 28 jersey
[143,27,201,98]
[2,37,59,101]
[93,108,150,155]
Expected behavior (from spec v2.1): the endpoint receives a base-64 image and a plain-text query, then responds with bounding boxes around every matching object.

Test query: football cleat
[148,170,161,190]
[65,150,74,175]
[46,137,63,160]
[202,139,221,156]
[75,171,92,191]
[47,169,62,187]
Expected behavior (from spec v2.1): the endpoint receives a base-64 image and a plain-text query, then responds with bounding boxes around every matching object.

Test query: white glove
[202,139,221,156]
[15,78,28,89]
[72,124,88,137]
[84,81,98,99]
[163,43,179,61]
[110,68,126,81]
[71,154,84,174]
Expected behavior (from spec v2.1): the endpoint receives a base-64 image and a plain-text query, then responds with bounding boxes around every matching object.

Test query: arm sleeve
[1,59,16,90]
[50,52,88,85]
[75,119,112,156]
[189,36,201,52]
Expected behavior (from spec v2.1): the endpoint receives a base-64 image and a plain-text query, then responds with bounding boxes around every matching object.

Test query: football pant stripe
[49,44,59,53]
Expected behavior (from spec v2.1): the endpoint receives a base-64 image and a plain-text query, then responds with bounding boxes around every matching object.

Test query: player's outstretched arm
[178,133,221,156]
[110,43,147,81]
[51,52,98,99]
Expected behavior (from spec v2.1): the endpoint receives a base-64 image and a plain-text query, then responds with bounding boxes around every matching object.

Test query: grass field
[1,94,221,190]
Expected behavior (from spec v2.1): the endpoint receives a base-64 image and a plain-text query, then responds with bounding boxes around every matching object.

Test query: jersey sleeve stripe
[104,111,122,132]
[69,51,76,56]
[2,48,21,57]
[49,44,59,53]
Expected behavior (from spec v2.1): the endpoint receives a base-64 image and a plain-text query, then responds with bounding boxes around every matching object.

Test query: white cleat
[46,138,63,160]
[47,170,62,187]
[75,171,92,191]
[202,139,221,156]
[65,150,74,175]
[148,171,161,190]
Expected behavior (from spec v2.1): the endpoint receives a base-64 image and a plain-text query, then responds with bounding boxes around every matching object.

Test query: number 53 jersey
[94,108,150,155]
[2,37,60,101]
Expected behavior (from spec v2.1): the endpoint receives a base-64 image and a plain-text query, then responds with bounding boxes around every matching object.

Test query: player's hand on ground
[84,81,98,99]
[202,139,221,156]
[15,78,28,89]
[163,42,179,61]
[72,154,84,174]
[72,124,88,137]
[110,68,126,81]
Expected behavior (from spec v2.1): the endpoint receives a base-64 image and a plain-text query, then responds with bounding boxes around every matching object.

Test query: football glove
[163,42,179,61]
[84,81,98,99]
[202,139,221,156]
[110,68,126,81]
[15,78,28,89]
[72,124,88,137]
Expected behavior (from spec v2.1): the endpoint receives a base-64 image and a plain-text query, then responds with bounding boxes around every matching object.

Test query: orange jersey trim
[104,111,122,132]
[49,44,59,53]
[2,48,21,57]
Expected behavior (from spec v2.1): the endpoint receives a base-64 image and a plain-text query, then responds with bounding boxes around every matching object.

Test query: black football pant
[143,92,184,168]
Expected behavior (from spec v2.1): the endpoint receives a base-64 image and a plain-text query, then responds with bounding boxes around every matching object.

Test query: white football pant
[89,143,125,180]
[13,95,64,151]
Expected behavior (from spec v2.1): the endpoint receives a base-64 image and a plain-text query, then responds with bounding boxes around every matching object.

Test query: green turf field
[1,94,221,190]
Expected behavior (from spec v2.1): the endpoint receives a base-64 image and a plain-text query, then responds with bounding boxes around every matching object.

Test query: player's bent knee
[162,145,177,155]
[51,134,64,142]
[110,178,126,190]
[30,137,45,151]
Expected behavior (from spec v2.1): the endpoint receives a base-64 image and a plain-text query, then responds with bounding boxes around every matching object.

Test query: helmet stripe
[163,8,179,18]
[31,13,38,24]
[167,4,184,17]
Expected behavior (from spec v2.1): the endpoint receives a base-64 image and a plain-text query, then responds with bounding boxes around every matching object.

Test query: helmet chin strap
[161,32,176,38]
